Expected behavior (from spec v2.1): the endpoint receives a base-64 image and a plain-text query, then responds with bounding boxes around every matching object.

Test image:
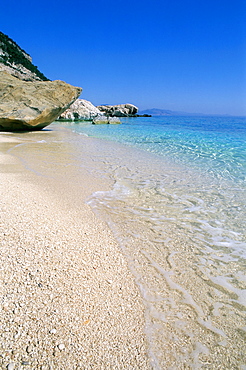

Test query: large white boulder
[59,99,102,121]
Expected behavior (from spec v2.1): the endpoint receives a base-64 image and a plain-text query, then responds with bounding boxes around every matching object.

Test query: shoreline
[0,130,151,369]
[58,119,246,368]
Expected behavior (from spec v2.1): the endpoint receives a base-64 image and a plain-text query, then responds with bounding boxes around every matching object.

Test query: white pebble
[26,345,32,353]
[50,328,57,334]
[7,363,15,370]
[58,343,65,351]
[14,331,21,339]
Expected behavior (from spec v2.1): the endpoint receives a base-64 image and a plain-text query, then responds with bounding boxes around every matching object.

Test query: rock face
[92,116,121,124]
[97,104,138,117]
[0,71,82,131]
[59,99,102,121]
[0,32,49,81]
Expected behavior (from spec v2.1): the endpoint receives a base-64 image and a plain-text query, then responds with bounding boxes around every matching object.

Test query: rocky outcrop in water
[97,104,138,117]
[0,71,82,131]
[59,99,102,121]
[0,32,49,81]
[92,116,121,124]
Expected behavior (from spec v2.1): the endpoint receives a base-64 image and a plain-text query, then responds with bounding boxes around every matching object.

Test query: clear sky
[1,0,246,115]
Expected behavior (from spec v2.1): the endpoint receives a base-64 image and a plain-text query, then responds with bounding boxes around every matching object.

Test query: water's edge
[59,117,246,369]
[7,119,245,369]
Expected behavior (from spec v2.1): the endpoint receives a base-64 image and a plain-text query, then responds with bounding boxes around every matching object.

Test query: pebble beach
[0,131,151,369]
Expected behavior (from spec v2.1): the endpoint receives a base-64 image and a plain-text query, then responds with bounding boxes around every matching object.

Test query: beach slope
[0,131,150,369]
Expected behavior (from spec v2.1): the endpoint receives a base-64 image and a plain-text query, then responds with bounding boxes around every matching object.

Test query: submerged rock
[92,116,121,124]
[0,71,82,131]
[92,116,109,124]
[97,104,138,117]
[59,99,102,121]
[108,117,121,124]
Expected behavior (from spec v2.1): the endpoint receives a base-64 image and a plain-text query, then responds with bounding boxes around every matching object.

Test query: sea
[55,115,246,369]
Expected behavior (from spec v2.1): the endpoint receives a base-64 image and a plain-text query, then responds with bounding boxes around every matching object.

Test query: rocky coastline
[0,32,150,131]
[58,101,144,123]
[0,32,82,131]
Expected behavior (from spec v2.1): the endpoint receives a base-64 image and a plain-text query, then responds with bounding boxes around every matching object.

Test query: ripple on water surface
[56,118,246,369]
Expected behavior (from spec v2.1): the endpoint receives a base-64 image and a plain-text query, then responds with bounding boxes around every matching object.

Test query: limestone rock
[108,117,121,124]
[92,116,109,124]
[59,99,102,121]
[92,116,121,124]
[0,31,49,81]
[0,71,82,131]
[97,104,138,117]
[0,63,44,82]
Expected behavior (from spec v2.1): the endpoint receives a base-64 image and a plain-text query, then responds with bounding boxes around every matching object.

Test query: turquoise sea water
[56,116,246,369]
[63,115,246,184]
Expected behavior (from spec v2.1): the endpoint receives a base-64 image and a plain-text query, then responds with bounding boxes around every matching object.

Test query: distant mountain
[0,31,49,81]
[139,108,208,117]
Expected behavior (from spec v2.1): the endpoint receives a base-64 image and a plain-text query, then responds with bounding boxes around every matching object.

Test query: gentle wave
[56,116,246,368]
[86,159,246,368]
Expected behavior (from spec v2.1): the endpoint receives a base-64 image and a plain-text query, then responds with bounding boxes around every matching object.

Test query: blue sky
[1,0,245,115]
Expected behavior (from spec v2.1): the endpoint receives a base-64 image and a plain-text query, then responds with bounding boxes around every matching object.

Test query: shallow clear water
[56,116,246,369]
[61,116,246,184]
